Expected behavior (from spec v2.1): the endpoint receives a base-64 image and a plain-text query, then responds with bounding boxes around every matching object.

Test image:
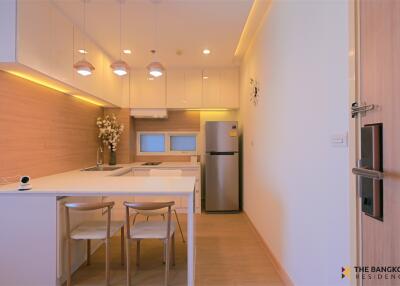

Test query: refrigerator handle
[209,152,235,155]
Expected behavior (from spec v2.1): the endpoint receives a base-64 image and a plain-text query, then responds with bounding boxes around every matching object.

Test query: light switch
[331,133,348,147]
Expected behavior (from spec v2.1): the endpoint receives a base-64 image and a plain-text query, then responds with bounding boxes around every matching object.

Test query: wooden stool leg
[86,239,91,266]
[136,240,141,268]
[164,238,170,286]
[126,239,131,286]
[105,238,110,286]
[174,210,185,243]
[121,227,125,266]
[172,234,176,266]
[66,238,72,286]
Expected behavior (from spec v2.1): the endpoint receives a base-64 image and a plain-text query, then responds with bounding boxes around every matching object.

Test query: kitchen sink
[142,162,162,166]
[81,166,123,171]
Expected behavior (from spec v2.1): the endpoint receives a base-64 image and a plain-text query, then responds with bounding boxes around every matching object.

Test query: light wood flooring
[66,213,284,286]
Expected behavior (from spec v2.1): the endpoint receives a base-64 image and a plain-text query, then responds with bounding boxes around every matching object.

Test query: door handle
[352,167,384,180]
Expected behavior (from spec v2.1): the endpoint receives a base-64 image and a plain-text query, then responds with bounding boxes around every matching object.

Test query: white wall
[239,1,350,285]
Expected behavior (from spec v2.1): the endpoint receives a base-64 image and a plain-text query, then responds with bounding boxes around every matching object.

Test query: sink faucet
[96,146,103,166]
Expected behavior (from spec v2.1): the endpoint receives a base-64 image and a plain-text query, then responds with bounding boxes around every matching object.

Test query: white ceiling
[53,0,253,68]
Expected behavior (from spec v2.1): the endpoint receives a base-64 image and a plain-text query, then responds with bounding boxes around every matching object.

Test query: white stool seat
[131,221,176,240]
[71,221,124,240]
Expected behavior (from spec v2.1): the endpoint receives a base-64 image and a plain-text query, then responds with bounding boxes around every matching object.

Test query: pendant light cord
[83,0,87,59]
[119,0,122,60]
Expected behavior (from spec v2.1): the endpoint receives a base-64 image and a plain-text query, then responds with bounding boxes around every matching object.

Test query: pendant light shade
[73,59,95,76]
[147,61,164,78]
[74,0,95,77]
[111,60,129,76]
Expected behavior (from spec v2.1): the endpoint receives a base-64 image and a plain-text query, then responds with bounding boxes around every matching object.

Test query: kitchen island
[0,164,196,286]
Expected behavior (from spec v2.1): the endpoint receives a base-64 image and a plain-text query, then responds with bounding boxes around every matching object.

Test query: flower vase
[109,150,117,165]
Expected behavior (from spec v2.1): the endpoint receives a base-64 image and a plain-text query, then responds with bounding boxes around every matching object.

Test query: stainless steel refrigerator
[205,121,239,212]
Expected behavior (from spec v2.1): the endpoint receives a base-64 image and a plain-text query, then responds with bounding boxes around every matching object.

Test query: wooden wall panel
[0,71,103,181]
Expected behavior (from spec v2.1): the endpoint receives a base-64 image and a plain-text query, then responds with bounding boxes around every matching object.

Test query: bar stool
[124,201,176,286]
[136,169,185,243]
[64,201,124,286]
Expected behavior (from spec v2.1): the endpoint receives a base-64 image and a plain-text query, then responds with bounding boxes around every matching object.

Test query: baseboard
[243,212,294,286]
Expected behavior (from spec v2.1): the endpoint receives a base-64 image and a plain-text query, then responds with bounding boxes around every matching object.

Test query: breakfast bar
[0,166,196,286]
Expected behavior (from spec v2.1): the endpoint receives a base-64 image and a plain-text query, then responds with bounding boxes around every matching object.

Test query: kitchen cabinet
[131,69,166,108]
[17,0,52,74]
[0,0,122,107]
[202,68,239,109]
[167,69,202,108]
[50,6,74,85]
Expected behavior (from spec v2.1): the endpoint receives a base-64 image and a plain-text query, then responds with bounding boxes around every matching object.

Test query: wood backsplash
[0,71,103,180]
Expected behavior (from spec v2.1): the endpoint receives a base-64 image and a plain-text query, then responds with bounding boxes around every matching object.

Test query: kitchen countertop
[0,162,197,196]
[130,161,200,168]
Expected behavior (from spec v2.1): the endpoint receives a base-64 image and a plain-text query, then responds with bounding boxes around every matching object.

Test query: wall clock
[250,78,259,106]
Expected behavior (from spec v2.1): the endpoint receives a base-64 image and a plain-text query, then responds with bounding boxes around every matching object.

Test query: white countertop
[130,161,200,168]
[0,163,197,196]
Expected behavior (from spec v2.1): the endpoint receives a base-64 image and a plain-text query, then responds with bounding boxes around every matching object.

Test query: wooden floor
[67,213,284,286]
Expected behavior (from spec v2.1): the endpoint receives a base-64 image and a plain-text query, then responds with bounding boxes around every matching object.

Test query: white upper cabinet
[17,0,52,74]
[131,69,166,108]
[167,69,202,108]
[202,68,239,108]
[0,0,122,107]
[50,7,74,85]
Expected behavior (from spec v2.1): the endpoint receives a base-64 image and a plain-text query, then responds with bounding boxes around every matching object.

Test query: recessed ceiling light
[203,49,211,55]
[78,49,88,54]
[203,76,208,79]
[123,49,132,54]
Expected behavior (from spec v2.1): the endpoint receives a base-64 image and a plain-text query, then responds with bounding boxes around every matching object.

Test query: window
[137,132,198,155]
[170,135,197,152]
[139,133,165,153]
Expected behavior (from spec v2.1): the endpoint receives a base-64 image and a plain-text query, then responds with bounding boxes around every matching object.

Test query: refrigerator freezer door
[205,121,239,152]
[205,153,239,211]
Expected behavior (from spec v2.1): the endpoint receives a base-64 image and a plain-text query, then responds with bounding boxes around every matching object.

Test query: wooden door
[358,1,400,285]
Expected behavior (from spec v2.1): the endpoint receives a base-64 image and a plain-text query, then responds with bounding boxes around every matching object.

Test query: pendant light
[111,0,129,76]
[147,50,164,77]
[73,0,95,76]
[147,1,164,78]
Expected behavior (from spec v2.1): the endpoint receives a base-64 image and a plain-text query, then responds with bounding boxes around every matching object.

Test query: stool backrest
[123,201,175,239]
[64,201,115,239]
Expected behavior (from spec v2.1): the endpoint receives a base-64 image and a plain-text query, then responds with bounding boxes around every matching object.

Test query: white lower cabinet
[130,166,201,213]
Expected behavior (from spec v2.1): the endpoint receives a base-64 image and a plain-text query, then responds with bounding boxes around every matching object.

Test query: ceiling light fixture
[74,60,95,76]
[203,49,211,55]
[123,49,131,54]
[147,1,164,78]
[111,0,129,76]
[74,0,95,76]
[147,50,164,78]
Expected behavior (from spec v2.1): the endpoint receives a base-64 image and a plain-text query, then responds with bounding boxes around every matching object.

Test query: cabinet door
[17,0,52,73]
[202,69,221,108]
[184,69,202,108]
[167,69,202,108]
[220,68,239,108]
[50,6,74,85]
[166,69,185,108]
[131,69,166,108]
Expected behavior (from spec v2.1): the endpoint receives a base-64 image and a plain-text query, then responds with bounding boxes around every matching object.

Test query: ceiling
[53,0,254,69]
